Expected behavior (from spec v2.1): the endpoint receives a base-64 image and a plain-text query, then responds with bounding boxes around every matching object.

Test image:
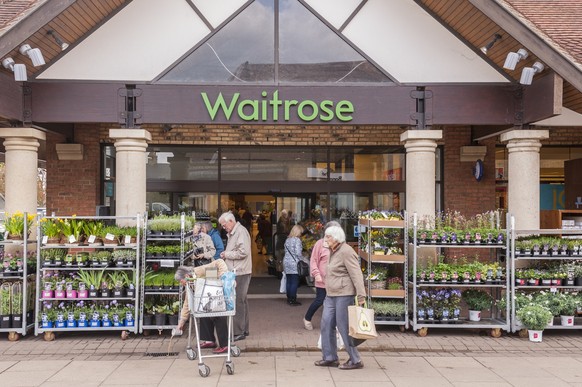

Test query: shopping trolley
[184,276,240,377]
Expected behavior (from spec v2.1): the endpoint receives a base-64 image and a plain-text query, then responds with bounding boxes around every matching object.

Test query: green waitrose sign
[201,90,354,122]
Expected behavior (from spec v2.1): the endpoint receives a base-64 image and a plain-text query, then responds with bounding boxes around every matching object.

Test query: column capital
[500,129,549,154]
[400,129,443,142]
[500,129,549,143]
[400,130,442,153]
[0,128,45,152]
[109,129,152,142]
[109,129,151,153]
[0,127,46,141]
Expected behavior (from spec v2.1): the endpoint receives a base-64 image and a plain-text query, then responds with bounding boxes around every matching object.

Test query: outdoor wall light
[503,48,528,70]
[519,62,545,85]
[2,57,27,81]
[480,34,502,54]
[19,44,45,66]
[47,30,69,51]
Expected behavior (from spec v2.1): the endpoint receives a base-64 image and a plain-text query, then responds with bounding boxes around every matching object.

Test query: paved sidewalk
[1,297,582,385]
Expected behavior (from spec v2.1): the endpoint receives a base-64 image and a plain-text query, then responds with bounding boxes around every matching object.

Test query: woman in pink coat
[303,221,340,330]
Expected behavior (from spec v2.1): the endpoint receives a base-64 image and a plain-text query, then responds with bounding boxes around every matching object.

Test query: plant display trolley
[510,216,582,335]
[0,212,36,341]
[358,210,408,330]
[411,212,510,337]
[35,215,141,341]
[139,214,193,334]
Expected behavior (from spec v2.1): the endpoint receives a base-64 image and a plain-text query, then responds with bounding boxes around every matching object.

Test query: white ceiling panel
[192,0,248,28]
[38,0,210,81]
[304,0,362,29]
[342,0,509,83]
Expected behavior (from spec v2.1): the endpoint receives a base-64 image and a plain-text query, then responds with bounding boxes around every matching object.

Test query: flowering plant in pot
[462,289,492,322]
[516,304,553,342]
[40,217,63,244]
[557,292,578,326]
[5,212,35,239]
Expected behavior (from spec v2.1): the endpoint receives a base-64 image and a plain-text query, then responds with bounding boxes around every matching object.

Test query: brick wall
[443,127,496,216]
[46,125,103,215]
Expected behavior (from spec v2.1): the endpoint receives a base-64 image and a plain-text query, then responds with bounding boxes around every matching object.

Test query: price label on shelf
[124,235,131,244]
[42,235,48,244]
[550,287,558,293]
[160,260,175,268]
[88,235,96,244]
[105,233,115,241]
[68,235,76,244]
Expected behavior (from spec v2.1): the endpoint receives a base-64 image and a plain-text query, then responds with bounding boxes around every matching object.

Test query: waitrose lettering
[201,90,354,122]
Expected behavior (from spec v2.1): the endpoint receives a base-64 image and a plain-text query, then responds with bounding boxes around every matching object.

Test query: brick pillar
[0,128,45,215]
[400,130,443,221]
[500,129,549,230]
[109,129,151,225]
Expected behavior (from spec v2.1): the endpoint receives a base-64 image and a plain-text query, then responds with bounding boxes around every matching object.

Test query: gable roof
[502,0,582,71]
[0,0,45,36]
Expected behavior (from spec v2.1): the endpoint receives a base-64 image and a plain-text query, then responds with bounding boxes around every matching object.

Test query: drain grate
[145,352,179,357]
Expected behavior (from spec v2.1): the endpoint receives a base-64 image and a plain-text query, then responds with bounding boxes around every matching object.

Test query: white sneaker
[303,318,313,330]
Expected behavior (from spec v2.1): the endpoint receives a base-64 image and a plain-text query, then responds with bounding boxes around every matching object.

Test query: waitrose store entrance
[144,145,407,275]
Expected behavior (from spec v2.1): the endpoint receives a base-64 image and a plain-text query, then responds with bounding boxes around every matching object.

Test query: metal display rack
[139,214,192,333]
[0,212,36,341]
[510,217,582,334]
[358,212,409,330]
[410,213,510,337]
[35,215,141,341]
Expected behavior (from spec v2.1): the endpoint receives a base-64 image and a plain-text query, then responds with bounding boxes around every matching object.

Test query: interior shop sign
[201,90,354,123]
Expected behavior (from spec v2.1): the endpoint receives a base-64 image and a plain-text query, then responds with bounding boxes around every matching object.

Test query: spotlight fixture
[2,57,27,81]
[519,62,545,85]
[47,30,69,51]
[480,33,502,55]
[503,48,528,70]
[19,44,45,67]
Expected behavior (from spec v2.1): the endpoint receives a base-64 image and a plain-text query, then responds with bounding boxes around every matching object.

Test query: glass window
[329,148,404,181]
[221,147,327,181]
[160,0,274,83]
[147,147,219,180]
[279,0,391,83]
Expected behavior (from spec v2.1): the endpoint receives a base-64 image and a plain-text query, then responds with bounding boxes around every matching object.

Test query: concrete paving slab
[45,360,120,383]
[389,376,453,386]
[0,361,17,372]
[425,356,506,383]
[374,356,442,377]
[100,359,173,385]
[0,370,56,386]
[502,376,569,387]
[473,357,556,378]
[8,360,70,372]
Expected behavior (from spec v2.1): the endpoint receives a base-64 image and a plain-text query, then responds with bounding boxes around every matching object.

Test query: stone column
[400,130,443,222]
[0,128,45,217]
[109,129,151,225]
[500,130,549,230]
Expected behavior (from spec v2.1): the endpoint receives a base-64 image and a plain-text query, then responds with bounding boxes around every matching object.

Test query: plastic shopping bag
[317,329,345,350]
[221,271,236,311]
[279,272,287,294]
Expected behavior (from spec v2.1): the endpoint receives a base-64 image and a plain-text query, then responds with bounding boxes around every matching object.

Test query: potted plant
[83,221,104,245]
[40,218,62,244]
[557,292,578,326]
[109,271,129,297]
[77,269,105,298]
[4,212,34,240]
[516,304,553,342]
[462,289,493,322]
[60,217,85,244]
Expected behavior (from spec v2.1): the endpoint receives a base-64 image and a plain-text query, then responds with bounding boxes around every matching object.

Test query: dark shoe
[244,331,249,336]
[288,299,302,306]
[212,346,228,354]
[199,341,216,349]
[233,334,246,342]
[339,361,364,370]
[314,359,339,367]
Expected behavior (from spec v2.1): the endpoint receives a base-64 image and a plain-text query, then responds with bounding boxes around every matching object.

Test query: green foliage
[517,304,553,331]
[462,289,493,311]
[76,270,105,289]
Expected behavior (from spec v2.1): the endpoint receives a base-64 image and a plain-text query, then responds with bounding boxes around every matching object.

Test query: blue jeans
[305,287,326,321]
[320,295,360,364]
[286,273,300,301]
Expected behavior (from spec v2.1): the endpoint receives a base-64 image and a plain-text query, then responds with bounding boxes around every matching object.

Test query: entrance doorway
[220,193,316,277]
